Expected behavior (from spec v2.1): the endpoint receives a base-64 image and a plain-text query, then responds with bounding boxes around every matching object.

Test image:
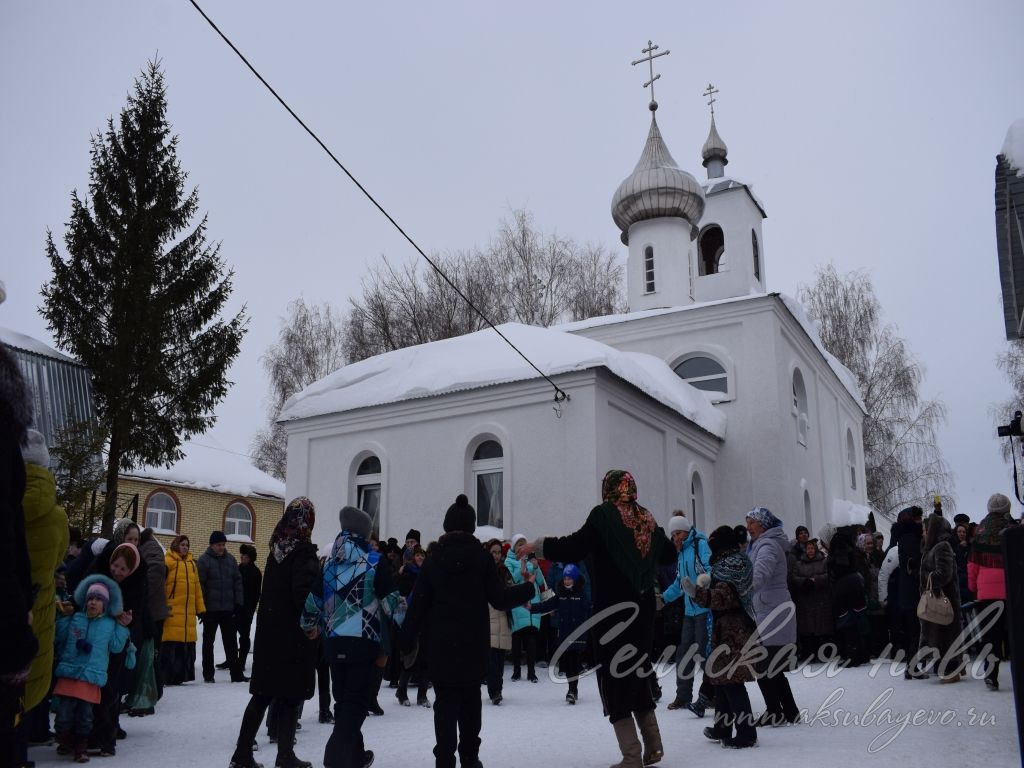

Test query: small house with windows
[117,441,284,557]
[282,102,868,551]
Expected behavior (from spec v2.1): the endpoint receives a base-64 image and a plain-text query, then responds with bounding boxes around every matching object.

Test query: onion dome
[611,114,705,245]
[701,114,729,168]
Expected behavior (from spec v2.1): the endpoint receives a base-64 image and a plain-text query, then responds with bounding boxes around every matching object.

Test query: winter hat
[563,564,580,581]
[745,507,782,530]
[91,538,110,556]
[817,522,838,549]
[239,544,257,560]
[340,506,372,539]
[443,494,476,534]
[22,429,49,467]
[708,525,739,555]
[510,534,527,551]
[953,513,971,527]
[405,529,421,544]
[987,493,1012,518]
[668,515,692,535]
[795,525,809,537]
[209,530,227,545]
[110,542,140,576]
[86,581,110,609]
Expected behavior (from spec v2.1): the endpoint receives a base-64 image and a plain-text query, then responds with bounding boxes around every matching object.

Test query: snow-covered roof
[122,439,285,500]
[280,323,726,438]
[701,176,767,217]
[1001,119,1024,177]
[558,292,866,413]
[0,325,81,365]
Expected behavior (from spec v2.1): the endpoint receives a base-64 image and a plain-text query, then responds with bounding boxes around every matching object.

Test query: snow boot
[74,736,91,763]
[635,709,663,766]
[228,756,264,768]
[360,751,375,768]
[56,731,73,755]
[665,698,687,711]
[366,666,384,716]
[685,699,706,718]
[703,726,729,743]
[721,733,758,749]
[609,717,643,768]
[566,691,577,705]
[319,709,335,724]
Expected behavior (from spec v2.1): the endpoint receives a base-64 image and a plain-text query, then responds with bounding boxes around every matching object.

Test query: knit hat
[405,529,421,544]
[987,493,1012,517]
[746,507,782,530]
[86,581,110,608]
[708,525,739,555]
[443,494,476,534]
[795,525,809,537]
[668,515,692,535]
[239,544,257,560]
[209,530,227,545]
[340,506,372,539]
[22,429,49,467]
[563,564,580,581]
[510,534,527,551]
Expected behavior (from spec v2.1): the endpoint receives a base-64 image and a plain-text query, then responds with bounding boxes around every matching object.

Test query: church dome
[611,114,705,245]
[701,115,729,167]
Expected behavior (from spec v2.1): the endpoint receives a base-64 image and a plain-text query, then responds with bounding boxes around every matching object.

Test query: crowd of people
[3,359,1018,768]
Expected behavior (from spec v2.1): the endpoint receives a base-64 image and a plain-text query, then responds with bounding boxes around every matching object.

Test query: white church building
[281,97,869,552]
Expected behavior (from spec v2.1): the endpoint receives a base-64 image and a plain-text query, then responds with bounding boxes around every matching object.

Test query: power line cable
[186,0,569,405]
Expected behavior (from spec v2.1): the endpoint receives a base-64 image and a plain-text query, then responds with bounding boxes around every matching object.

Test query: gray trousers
[674,612,709,703]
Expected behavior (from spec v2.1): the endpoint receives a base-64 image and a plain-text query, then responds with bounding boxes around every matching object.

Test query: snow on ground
[29,652,1020,768]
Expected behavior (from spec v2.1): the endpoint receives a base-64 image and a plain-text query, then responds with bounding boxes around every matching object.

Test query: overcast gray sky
[2,1,1022,521]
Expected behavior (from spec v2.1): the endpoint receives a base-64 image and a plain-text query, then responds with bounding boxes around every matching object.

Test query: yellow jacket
[23,463,69,710]
[162,550,206,643]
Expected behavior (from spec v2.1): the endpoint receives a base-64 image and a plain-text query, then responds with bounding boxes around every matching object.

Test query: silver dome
[701,115,729,167]
[611,115,705,245]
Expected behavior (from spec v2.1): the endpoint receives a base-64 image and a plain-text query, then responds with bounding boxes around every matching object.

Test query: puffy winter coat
[54,574,132,688]
[662,529,711,616]
[693,572,760,685]
[488,562,514,650]
[197,547,243,612]
[23,462,69,710]
[788,550,833,637]
[162,550,206,643]
[531,580,591,650]
[505,549,544,632]
[748,526,797,646]
[139,537,168,623]
[967,560,1005,601]
[919,537,961,658]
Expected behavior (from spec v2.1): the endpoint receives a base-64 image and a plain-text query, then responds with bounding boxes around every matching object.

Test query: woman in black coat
[230,498,320,768]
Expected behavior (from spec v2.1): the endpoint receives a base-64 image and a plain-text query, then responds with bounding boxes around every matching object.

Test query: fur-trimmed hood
[74,573,123,617]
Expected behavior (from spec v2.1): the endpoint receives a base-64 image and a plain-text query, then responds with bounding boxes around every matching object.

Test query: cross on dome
[703,83,719,117]
[631,40,670,111]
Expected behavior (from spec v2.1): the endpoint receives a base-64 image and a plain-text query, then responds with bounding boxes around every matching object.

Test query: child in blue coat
[53,574,133,762]
[531,564,591,703]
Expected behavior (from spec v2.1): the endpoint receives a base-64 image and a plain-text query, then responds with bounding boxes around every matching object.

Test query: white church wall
[626,218,694,311]
[694,188,764,302]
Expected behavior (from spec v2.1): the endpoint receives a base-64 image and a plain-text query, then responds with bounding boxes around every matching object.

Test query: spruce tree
[41,61,247,536]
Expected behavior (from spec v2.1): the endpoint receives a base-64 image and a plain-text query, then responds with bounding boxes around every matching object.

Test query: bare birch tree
[251,298,347,479]
[799,265,955,518]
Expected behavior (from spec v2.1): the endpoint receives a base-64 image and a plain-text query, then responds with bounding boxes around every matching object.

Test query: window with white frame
[674,356,728,395]
[690,472,705,528]
[472,440,503,528]
[792,368,809,446]
[145,491,178,533]
[225,502,253,540]
[356,455,382,539]
[846,429,857,490]
[644,246,656,293]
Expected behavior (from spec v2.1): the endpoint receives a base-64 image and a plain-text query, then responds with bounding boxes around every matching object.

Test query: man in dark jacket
[401,495,535,768]
[197,531,245,683]
[894,506,926,678]
[234,544,262,674]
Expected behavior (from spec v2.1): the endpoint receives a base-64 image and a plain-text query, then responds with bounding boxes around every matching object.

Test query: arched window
[356,455,382,539]
[674,356,728,394]
[752,230,760,281]
[846,429,857,490]
[690,472,705,528]
[792,368,809,445]
[644,246,656,293]
[803,489,812,529]
[225,502,253,540]
[698,225,725,276]
[472,440,503,528]
[145,491,178,533]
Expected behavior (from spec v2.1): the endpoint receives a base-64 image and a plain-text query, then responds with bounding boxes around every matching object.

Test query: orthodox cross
[631,40,670,107]
[703,83,719,117]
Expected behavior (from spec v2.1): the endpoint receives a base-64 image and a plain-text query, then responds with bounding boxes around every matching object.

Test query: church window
[752,230,760,281]
[644,246,655,293]
[698,225,726,276]
[846,429,857,490]
[472,440,503,528]
[145,490,178,534]
[356,455,382,539]
[690,472,705,528]
[792,368,809,446]
[224,501,253,540]
[674,356,728,394]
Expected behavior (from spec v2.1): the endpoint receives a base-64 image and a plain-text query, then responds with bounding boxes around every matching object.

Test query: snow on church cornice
[558,293,866,413]
[279,323,726,438]
[1001,119,1024,177]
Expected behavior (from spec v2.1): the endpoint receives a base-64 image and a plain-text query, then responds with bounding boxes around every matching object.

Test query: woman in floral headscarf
[531,470,676,768]
[230,497,320,768]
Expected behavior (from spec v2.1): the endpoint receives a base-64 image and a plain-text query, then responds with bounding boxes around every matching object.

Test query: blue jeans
[675,612,709,703]
[55,695,94,737]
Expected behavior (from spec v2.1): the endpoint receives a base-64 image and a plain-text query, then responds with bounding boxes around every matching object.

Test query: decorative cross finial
[631,40,670,111]
[703,83,719,117]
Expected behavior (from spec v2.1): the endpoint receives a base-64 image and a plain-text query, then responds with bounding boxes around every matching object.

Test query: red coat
[967,560,1005,601]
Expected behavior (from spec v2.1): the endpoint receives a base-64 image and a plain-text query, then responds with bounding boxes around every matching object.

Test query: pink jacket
[967,560,1005,601]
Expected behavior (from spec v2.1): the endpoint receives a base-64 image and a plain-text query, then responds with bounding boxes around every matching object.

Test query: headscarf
[710,548,756,622]
[271,496,316,564]
[601,470,656,558]
[745,507,782,531]
[111,517,140,546]
[110,542,140,576]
